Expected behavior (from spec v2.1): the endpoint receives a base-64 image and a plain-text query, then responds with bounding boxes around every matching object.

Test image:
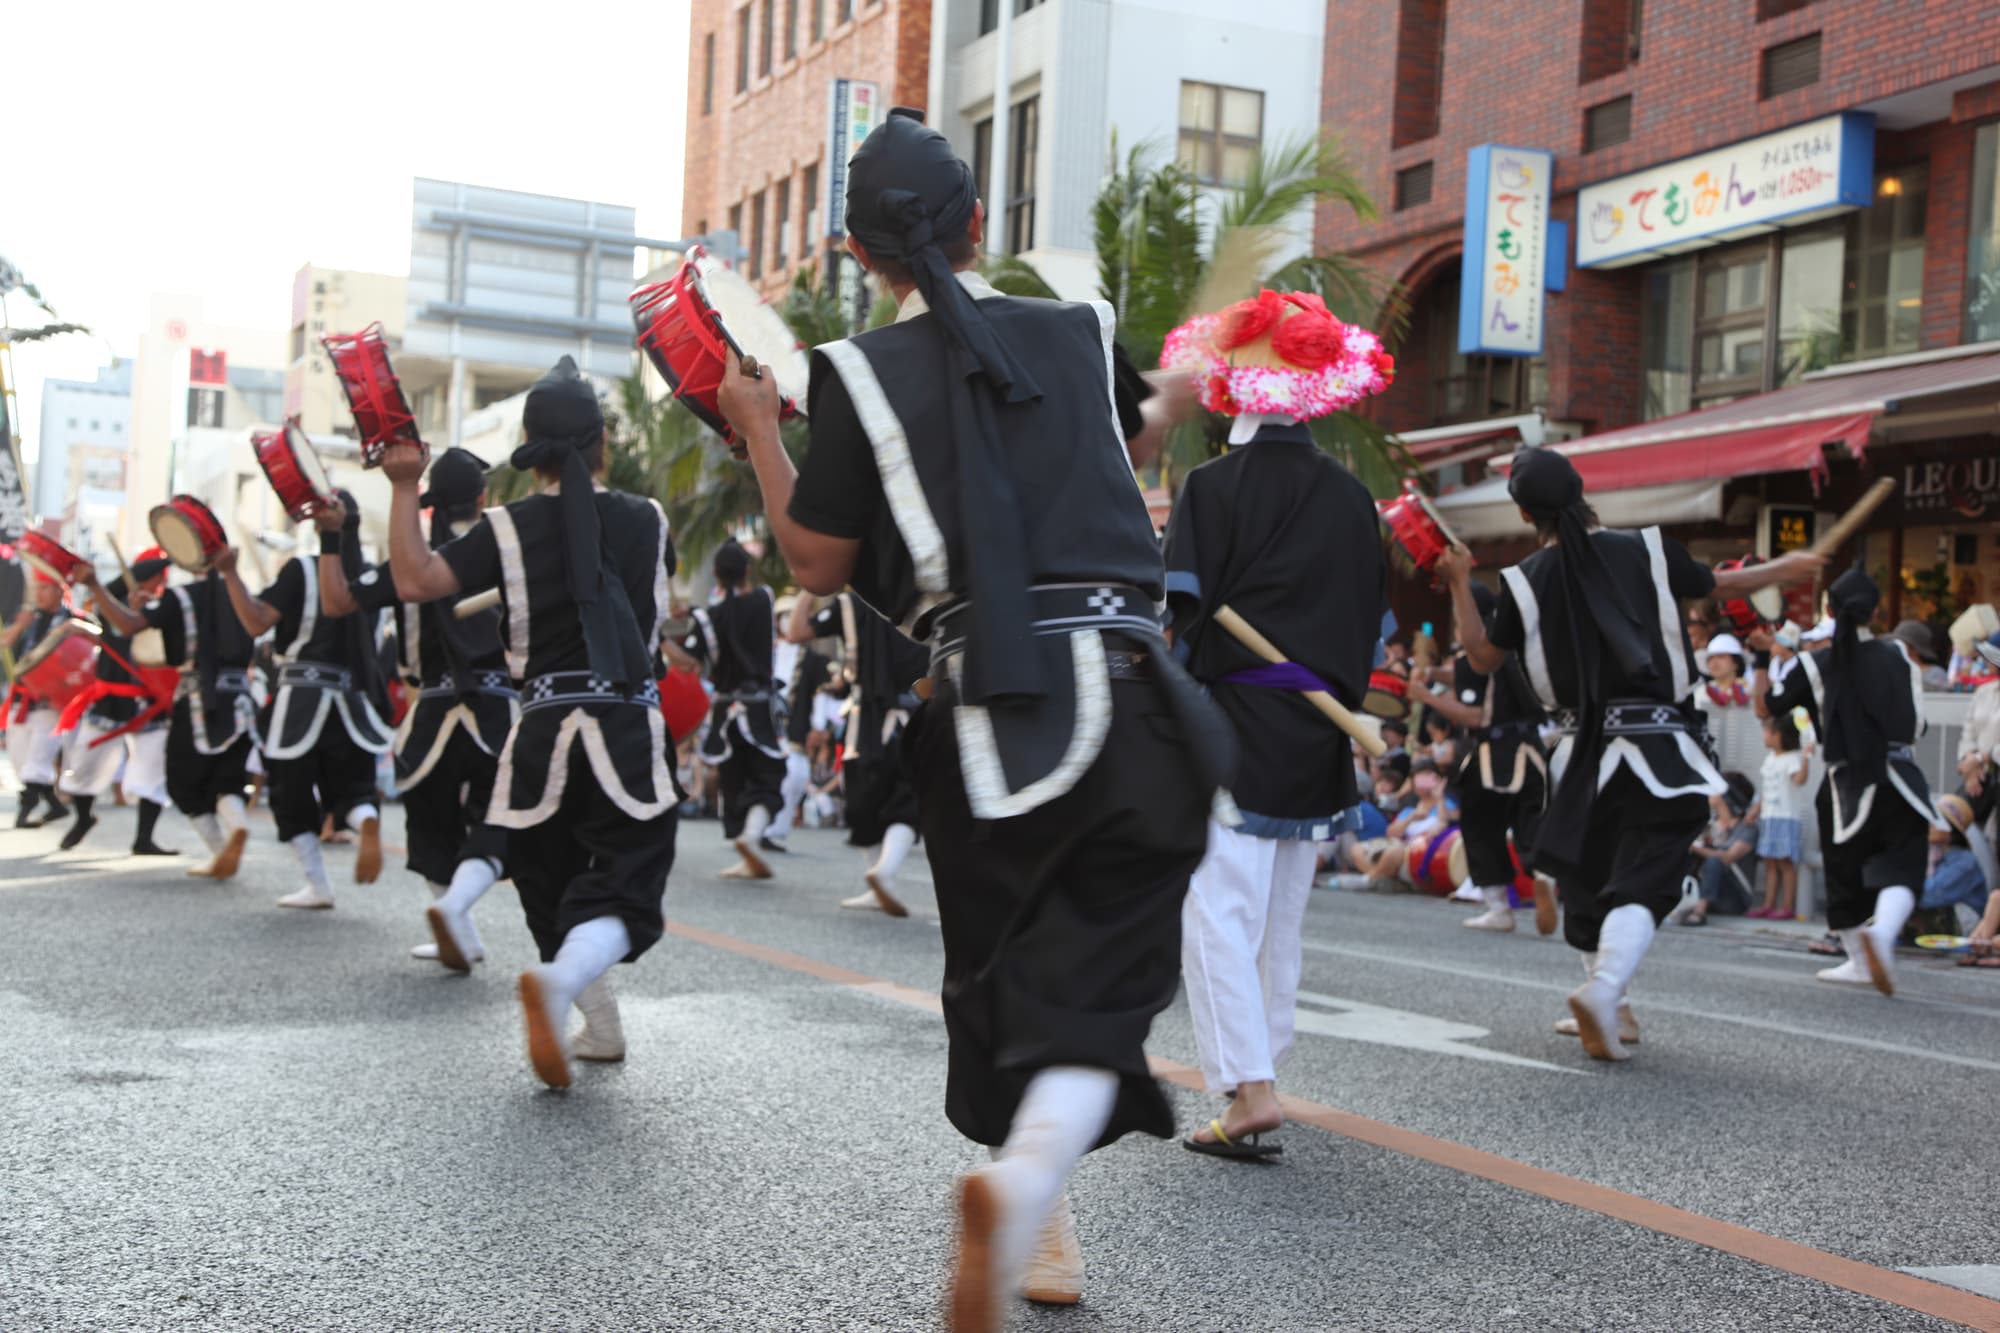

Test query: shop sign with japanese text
[1576,113,1875,268]
[1458,145,1552,357]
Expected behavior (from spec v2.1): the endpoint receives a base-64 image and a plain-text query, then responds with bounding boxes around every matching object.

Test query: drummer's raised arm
[312,499,363,617]
[381,443,462,604]
[90,581,149,638]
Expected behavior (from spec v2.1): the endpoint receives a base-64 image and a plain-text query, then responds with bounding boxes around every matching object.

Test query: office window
[728,203,744,262]
[703,32,715,114]
[1177,82,1264,188]
[1391,0,1447,148]
[972,117,994,196]
[1757,0,1815,17]
[1579,0,1642,83]
[1006,97,1039,254]
[812,0,824,41]
[774,178,791,267]
[802,163,821,259]
[749,192,767,279]
[186,388,224,428]
[838,0,853,21]
[1394,161,1434,211]
[1842,163,1927,361]
[980,0,1045,36]
[1966,123,2000,342]
[784,0,797,58]
[759,0,774,77]
[736,6,751,91]
[1419,261,1545,425]
[1761,32,1821,98]
[1583,95,1632,152]
[290,324,306,361]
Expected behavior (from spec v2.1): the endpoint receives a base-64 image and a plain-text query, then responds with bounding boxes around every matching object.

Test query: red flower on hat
[1217,290,1283,350]
[1373,349,1397,385]
[1270,305,1348,370]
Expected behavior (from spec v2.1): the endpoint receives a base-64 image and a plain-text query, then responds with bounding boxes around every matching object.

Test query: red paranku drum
[13,619,100,711]
[1405,826,1465,896]
[1377,481,1467,578]
[254,418,337,521]
[17,530,88,585]
[149,495,229,574]
[1363,669,1410,720]
[631,244,810,442]
[1713,556,1786,635]
[322,322,425,466]
[659,667,709,743]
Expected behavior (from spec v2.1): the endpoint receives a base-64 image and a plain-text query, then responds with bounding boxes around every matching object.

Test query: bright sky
[4,0,691,458]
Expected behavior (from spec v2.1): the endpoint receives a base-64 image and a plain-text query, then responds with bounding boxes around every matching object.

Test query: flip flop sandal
[1183,1118,1283,1160]
[1957,950,2000,969]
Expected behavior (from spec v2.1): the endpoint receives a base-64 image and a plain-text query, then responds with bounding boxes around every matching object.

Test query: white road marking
[1292,989,1582,1075]
[1900,1266,2000,1300]
[0,860,188,891]
[1303,941,2000,1074]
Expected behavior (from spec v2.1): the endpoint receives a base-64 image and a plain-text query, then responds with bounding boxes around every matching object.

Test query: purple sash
[1221,661,1334,694]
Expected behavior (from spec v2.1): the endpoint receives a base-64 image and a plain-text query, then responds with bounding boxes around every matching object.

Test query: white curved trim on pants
[950,629,1112,821]
[486,704,675,829]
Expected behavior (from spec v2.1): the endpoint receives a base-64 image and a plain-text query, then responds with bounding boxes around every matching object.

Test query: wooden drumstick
[1213,604,1386,758]
[454,588,501,620]
[106,536,138,598]
[1808,476,1897,559]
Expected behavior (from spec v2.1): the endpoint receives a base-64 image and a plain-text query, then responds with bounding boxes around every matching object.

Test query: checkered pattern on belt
[926,583,1161,674]
[176,668,250,701]
[278,662,352,691]
[520,671,660,712]
[1553,701,1695,736]
[418,671,518,702]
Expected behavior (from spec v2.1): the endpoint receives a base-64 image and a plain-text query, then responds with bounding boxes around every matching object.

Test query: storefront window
[1640,261,1693,418]
[1966,123,2000,343]
[1638,164,1926,420]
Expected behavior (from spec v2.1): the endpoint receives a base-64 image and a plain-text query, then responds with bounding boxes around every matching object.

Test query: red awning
[1497,347,2000,492]
[1404,424,1519,462]
[1557,410,1874,491]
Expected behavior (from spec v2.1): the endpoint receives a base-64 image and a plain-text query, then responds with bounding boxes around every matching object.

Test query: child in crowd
[1921,792,1995,930]
[1747,711,1811,919]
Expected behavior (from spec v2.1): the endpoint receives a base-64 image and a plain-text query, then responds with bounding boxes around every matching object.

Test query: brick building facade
[682,0,930,301]
[1321,1,2000,626]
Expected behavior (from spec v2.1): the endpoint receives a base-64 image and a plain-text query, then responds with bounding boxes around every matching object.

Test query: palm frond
[979,254,1061,300]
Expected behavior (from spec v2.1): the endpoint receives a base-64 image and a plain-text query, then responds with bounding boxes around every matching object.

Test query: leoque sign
[1903,455,2000,520]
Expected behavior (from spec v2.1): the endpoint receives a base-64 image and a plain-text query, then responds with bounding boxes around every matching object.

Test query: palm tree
[1079,134,1412,494]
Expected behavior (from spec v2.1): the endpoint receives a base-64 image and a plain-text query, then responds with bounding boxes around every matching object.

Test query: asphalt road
[3,795,1997,1332]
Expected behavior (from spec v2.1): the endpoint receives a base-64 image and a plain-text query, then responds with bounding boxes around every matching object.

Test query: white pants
[62,723,169,805]
[1181,821,1318,1093]
[770,749,811,839]
[7,708,62,786]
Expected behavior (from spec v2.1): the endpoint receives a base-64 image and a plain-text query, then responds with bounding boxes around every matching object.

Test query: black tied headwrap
[420,450,494,694]
[1823,567,1886,783]
[106,557,172,606]
[1507,447,1658,869]
[845,107,1042,703]
[511,357,646,690]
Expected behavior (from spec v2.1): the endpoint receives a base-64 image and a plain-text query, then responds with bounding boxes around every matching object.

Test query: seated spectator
[1965,888,2000,968]
[1922,792,1996,930]
[1349,760,1457,888]
[1680,773,1759,926]
[1378,718,1410,761]
[1686,604,1715,655]
[1701,633,1750,708]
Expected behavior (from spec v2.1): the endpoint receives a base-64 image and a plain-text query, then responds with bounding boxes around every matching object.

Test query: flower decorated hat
[1161,288,1395,421]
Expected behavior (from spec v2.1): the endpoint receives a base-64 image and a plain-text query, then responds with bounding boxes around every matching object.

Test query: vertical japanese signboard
[1458,145,1553,358]
[823,78,882,242]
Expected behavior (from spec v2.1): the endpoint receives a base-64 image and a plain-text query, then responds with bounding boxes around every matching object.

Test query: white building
[35,361,134,562]
[928,0,1326,300]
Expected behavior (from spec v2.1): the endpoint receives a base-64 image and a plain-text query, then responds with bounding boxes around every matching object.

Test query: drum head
[285,420,336,502]
[1363,684,1409,720]
[150,508,210,573]
[17,618,98,674]
[694,255,812,411]
[1750,586,1785,622]
[131,628,169,667]
[17,548,66,584]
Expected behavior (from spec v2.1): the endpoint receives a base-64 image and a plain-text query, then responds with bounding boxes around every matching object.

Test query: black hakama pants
[842,753,921,847]
[508,743,678,964]
[718,746,786,839]
[401,725,507,884]
[1557,769,1708,954]
[266,723,380,842]
[1822,782,1930,933]
[165,701,252,817]
[911,674,1210,1149]
[1457,773,1543,888]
